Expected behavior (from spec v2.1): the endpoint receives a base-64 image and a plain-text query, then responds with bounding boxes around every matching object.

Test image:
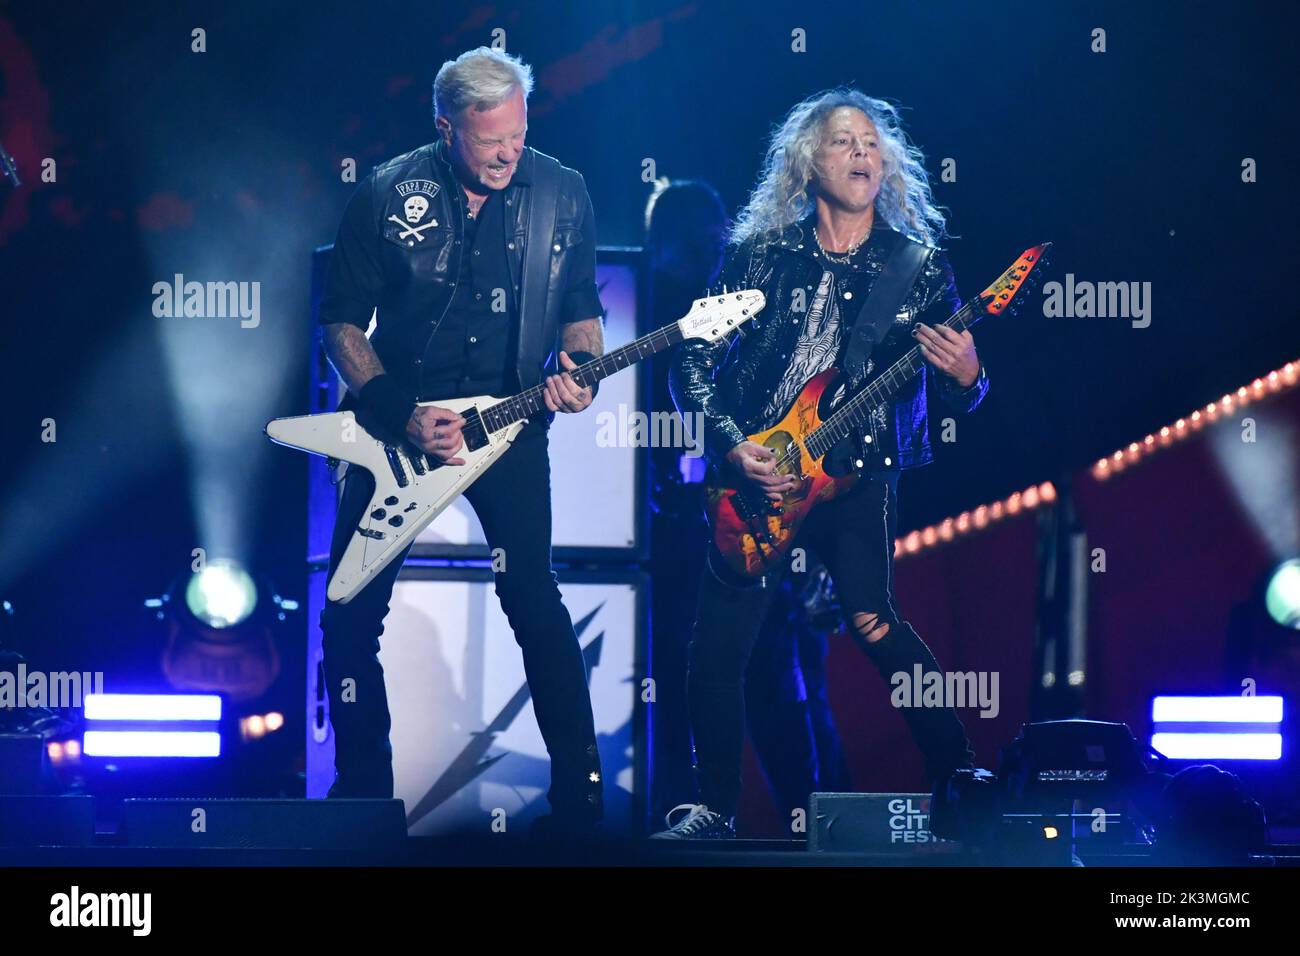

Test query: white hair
[433,47,535,121]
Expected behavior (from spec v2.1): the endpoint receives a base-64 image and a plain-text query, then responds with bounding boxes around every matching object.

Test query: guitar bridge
[734,487,781,521]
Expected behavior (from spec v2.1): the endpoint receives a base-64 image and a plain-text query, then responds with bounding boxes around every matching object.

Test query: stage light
[83,731,221,757]
[85,693,222,722]
[894,482,1056,560]
[1150,733,1282,760]
[1264,558,1300,629]
[1091,356,1300,479]
[239,711,286,741]
[1151,695,1284,760]
[1152,695,1283,723]
[184,558,257,628]
[1042,826,1059,839]
[150,564,292,701]
[82,692,223,758]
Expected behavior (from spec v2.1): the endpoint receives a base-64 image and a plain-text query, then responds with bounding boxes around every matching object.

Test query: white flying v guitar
[266,289,765,603]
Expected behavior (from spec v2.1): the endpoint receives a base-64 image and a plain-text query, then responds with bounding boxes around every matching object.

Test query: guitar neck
[480,323,686,432]
[808,297,985,458]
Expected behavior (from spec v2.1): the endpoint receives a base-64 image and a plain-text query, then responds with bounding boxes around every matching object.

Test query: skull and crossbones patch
[388,179,441,244]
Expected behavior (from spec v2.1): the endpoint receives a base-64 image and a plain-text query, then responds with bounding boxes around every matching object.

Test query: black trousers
[689,472,975,817]
[745,606,851,819]
[318,423,603,821]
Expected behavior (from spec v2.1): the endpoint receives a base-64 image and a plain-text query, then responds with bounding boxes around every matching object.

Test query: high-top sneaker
[649,804,736,840]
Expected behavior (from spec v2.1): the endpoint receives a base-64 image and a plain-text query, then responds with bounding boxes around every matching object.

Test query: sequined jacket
[669,216,989,473]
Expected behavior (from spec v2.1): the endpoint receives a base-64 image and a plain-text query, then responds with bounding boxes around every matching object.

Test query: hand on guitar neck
[726,440,800,505]
[913,322,980,389]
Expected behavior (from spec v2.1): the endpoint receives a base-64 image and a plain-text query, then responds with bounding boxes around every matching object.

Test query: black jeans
[688,472,975,817]
[319,422,603,821]
[745,603,851,818]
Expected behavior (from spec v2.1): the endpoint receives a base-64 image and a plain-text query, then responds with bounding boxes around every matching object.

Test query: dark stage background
[2,1,1298,825]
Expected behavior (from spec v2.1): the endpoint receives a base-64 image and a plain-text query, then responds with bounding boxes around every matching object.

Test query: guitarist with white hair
[316,47,606,834]
[657,89,989,839]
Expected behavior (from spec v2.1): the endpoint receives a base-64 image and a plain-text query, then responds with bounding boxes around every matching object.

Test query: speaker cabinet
[307,568,648,836]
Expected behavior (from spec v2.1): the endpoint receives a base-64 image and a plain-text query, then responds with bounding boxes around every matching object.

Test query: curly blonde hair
[730,88,947,246]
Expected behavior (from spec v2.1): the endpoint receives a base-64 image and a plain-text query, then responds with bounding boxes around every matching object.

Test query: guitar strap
[518,150,561,383]
[839,233,932,379]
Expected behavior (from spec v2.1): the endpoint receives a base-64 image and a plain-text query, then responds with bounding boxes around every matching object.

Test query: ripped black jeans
[687,472,975,817]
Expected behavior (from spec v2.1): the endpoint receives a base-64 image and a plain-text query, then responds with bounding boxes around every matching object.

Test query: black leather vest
[365,142,591,395]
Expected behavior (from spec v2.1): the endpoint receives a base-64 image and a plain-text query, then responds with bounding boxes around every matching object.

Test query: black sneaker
[649,804,736,840]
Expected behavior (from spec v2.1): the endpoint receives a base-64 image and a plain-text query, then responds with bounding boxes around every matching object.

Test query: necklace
[814,224,869,263]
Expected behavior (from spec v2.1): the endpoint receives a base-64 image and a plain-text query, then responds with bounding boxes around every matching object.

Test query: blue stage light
[83,730,221,757]
[81,692,223,757]
[84,693,222,722]
[1151,695,1284,760]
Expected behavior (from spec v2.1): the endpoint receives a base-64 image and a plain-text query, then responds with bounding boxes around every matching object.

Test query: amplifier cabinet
[307,567,647,836]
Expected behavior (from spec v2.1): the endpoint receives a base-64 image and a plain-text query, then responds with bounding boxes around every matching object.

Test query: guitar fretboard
[480,324,686,432]
[804,297,987,461]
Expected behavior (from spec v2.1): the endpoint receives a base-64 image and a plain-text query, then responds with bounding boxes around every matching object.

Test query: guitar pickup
[383,445,410,487]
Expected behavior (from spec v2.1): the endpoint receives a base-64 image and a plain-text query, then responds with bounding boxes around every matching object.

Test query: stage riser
[120,798,406,849]
[0,795,95,847]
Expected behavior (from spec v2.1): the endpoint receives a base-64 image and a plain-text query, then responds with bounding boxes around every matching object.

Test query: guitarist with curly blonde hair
[656,89,988,839]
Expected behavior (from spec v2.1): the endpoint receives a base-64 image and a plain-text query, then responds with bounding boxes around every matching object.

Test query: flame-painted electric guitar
[706,244,1051,578]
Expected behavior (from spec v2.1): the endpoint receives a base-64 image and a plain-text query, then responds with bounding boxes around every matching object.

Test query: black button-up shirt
[318,140,604,402]
[418,183,517,398]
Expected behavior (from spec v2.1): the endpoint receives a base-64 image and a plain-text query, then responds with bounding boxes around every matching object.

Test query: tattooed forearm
[561,317,604,357]
[322,323,386,395]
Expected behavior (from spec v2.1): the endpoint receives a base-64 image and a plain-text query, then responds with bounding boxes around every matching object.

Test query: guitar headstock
[677,289,766,342]
[976,242,1052,317]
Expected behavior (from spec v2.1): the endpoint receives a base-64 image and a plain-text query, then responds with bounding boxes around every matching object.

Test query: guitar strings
[480,325,679,432]
[768,300,980,474]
